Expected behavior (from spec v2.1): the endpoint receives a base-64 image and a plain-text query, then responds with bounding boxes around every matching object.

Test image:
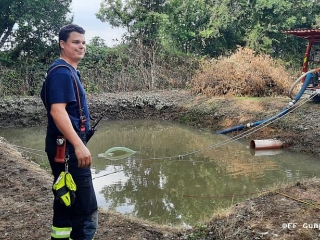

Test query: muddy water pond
[1,120,320,226]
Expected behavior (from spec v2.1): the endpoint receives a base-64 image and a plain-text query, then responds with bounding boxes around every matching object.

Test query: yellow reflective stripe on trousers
[51,226,72,238]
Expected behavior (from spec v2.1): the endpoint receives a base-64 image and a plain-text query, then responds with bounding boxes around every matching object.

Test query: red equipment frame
[283,29,320,73]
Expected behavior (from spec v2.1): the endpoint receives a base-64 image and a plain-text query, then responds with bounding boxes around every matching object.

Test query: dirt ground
[1,90,320,239]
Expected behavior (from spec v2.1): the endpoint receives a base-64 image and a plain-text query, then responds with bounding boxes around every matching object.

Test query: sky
[70,0,126,46]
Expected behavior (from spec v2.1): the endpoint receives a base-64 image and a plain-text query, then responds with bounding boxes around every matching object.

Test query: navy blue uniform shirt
[41,59,90,138]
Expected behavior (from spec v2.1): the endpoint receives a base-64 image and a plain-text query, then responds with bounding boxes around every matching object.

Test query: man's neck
[60,56,78,69]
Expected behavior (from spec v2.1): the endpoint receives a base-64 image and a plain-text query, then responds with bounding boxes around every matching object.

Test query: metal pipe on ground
[250,139,287,150]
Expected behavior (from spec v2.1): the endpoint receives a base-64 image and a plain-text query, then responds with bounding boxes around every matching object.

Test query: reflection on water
[1,120,320,226]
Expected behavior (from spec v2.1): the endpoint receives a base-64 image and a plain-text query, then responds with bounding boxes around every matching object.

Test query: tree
[96,0,247,57]
[162,0,246,56]
[244,0,320,59]
[97,0,167,44]
[0,0,72,61]
[97,0,170,89]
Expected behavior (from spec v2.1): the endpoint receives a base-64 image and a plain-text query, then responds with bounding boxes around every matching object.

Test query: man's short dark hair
[59,24,85,43]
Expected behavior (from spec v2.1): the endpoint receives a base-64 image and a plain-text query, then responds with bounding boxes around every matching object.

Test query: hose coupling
[287,100,296,108]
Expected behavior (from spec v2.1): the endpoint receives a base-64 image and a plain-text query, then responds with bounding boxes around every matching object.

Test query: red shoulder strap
[44,64,86,132]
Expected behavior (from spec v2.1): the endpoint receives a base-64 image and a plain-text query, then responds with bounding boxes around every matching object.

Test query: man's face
[60,32,86,62]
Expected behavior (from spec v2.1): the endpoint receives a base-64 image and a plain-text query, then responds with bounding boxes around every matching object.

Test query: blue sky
[70,0,126,46]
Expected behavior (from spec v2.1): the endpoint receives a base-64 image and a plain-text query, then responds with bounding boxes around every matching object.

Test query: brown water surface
[1,119,320,226]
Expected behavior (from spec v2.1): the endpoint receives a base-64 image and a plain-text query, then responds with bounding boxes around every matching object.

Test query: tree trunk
[0,23,14,49]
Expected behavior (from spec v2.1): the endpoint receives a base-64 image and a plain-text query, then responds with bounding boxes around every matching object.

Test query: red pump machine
[284,29,320,100]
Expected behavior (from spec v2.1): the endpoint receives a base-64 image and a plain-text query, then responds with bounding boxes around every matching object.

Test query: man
[40,24,98,240]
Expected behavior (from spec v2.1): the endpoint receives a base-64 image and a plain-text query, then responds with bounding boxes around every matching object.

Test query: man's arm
[50,103,92,168]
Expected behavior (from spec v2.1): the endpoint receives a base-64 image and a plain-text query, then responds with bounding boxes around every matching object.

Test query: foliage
[0,60,46,97]
[96,0,167,44]
[80,43,134,93]
[0,0,72,62]
[0,0,72,97]
[161,0,245,56]
[191,47,294,97]
[97,0,246,57]
[1,0,320,97]
[80,41,198,93]
[96,0,320,62]
[244,0,320,59]
[96,0,171,91]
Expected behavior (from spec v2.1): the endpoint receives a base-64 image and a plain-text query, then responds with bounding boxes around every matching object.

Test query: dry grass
[199,178,320,240]
[191,47,294,97]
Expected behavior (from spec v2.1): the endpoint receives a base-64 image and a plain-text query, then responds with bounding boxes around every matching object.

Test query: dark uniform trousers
[47,137,98,240]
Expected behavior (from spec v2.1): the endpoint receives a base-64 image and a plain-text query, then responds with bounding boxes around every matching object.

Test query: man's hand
[74,144,92,168]
[51,103,92,168]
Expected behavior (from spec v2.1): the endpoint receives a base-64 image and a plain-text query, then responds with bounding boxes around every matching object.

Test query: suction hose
[216,71,315,134]
[288,68,319,99]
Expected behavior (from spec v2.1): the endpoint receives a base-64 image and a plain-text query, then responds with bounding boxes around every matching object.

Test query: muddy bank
[0,91,194,128]
[2,90,320,239]
[1,90,320,156]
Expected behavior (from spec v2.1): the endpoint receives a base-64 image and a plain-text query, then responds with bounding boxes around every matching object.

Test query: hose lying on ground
[217,69,318,134]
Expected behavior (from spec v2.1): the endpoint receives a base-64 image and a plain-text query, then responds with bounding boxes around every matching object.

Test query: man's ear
[59,40,65,50]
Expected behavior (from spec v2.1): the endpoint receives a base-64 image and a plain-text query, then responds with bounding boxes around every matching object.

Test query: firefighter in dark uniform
[41,24,98,240]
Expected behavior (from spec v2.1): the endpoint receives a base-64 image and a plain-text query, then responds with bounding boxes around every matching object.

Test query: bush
[191,47,294,97]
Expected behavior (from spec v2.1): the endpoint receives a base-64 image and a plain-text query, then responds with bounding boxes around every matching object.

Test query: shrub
[191,47,294,97]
